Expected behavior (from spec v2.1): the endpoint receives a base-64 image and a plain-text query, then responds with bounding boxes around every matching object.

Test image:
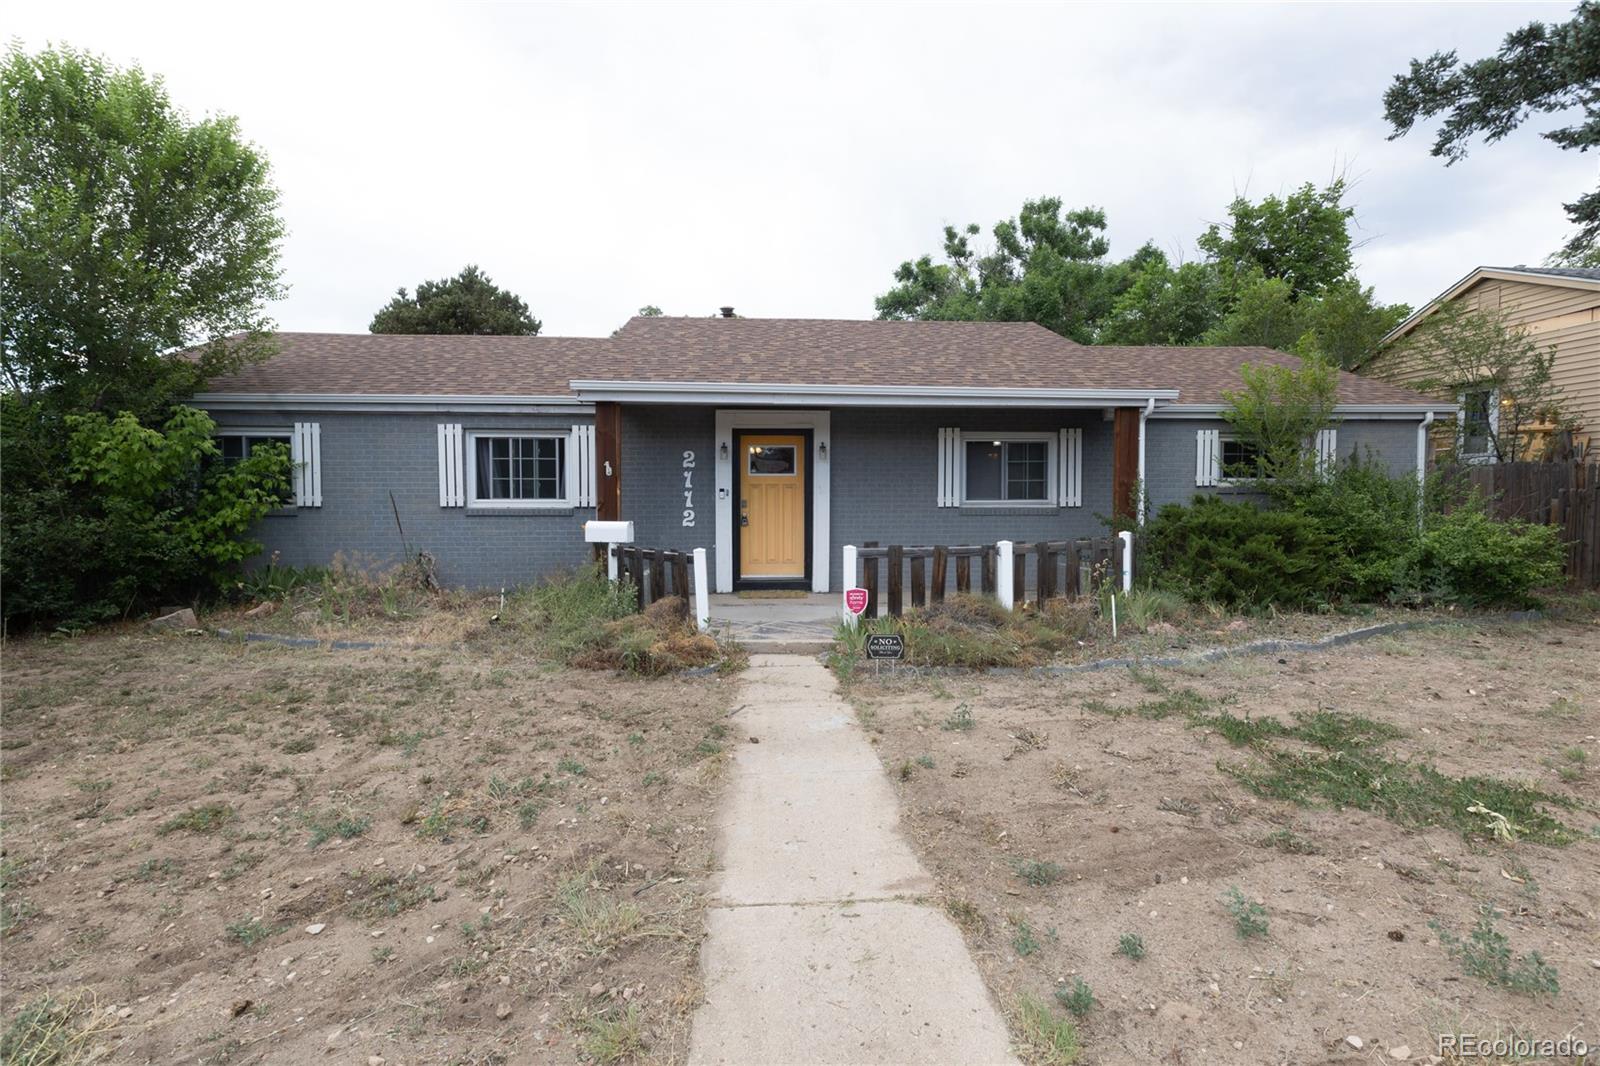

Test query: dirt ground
[849,615,1600,1066]
[1,628,738,1065]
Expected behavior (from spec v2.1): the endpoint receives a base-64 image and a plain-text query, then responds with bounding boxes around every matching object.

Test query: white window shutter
[1315,428,1337,477]
[937,427,962,507]
[570,424,596,507]
[1196,429,1220,487]
[291,422,322,507]
[1058,427,1083,507]
[438,423,464,507]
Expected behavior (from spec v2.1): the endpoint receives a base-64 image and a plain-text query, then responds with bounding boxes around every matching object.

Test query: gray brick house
[195,315,1455,591]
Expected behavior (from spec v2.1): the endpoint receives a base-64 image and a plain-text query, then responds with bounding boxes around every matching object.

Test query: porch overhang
[570,380,1179,408]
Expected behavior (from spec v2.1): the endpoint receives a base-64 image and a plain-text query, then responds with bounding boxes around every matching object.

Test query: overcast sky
[10,2,1593,337]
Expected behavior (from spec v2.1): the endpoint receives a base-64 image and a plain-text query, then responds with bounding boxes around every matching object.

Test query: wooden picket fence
[1438,461,1600,587]
[852,536,1125,619]
[612,546,694,616]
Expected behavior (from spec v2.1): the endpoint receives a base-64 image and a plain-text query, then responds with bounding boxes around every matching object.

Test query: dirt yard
[848,615,1600,1066]
[1,628,738,1064]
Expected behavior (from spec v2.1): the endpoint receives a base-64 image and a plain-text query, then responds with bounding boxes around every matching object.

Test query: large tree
[2,44,289,628]
[1383,2,1600,262]
[2,45,285,416]
[370,265,540,335]
[1197,179,1357,301]
[874,199,1137,342]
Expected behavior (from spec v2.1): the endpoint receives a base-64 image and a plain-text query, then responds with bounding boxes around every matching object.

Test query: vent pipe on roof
[719,306,735,318]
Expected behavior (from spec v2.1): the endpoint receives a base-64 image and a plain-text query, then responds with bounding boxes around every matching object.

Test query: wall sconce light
[719,441,729,461]
[818,441,828,460]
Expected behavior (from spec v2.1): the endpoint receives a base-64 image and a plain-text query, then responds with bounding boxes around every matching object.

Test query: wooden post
[594,401,622,523]
[649,548,666,603]
[955,554,971,594]
[1013,551,1027,606]
[931,546,948,604]
[631,548,645,610]
[1112,406,1139,523]
[672,550,690,613]
[863,554,879,618]
[981,548,995,595]
[887,544,904,617]
[910,554,926,609]
[1064,541,1080,598]
[1036,541,1053,601]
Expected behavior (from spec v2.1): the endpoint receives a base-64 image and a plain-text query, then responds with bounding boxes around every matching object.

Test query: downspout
[1136,398,1154,525]
[1416,411,1435,519]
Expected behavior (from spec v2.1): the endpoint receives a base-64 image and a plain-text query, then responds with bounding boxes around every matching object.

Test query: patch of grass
[0,991,113,1066]
[1539,696,1580,720]
[281,736,316,754]
[1199,708,1580,845]
[941,704,975,732]
[1011,919,1042,957]
[1133,688,1212,719]
[1014,994,1080,1066]
[1014,859,1064,887]
[581,1004,647,1063]
[915,754,935,769]
[156,802,232,836]
[557,757,588,776]
[945,898,985,936]
[134,857,181,882]
[376,728,428,757]
[1115,933,1146,961]
[304,811,371,848]
[1054,978,1095,1019]
[1430,908,1559,997]
[1222,886,1268,939]
[516,800,543,830]
[1259,828,1319,855]
[226,918,282,947]
[350,872,436,918]
[557,865,660,954]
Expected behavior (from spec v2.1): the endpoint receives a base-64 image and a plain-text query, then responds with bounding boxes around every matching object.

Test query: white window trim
[958,431,1059,507]
[464,429,573,510]
[1457,385,1500,460]
[1215,431,1272,487]
[215,426,312,508]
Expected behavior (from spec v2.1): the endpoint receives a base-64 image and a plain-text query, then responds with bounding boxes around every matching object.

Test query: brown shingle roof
[202,333,612,396]
[198,319,1441,406]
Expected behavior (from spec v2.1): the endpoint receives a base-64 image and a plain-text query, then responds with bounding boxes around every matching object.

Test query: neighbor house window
[469,433,566,505]
[1461,387,1495,456]
[216,432,291,462]
[1218,434,1264,481]
[963,438,1051,503]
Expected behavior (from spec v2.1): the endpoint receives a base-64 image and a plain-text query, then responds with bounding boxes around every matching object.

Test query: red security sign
[844,588,869,615]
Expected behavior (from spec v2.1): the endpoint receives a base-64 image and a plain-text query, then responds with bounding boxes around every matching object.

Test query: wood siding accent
[1112,407,1139,520]
[595,402,621,522]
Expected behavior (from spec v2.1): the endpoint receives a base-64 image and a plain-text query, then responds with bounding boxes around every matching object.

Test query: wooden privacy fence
[609,545,712,628]
[1438,461,1600,587]
[851,536,1128,619]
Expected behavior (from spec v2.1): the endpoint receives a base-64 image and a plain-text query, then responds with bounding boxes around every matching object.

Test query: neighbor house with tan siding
[1360,266,1600,460]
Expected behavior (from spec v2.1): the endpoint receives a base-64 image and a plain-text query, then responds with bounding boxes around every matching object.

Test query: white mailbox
[583,520,635,544]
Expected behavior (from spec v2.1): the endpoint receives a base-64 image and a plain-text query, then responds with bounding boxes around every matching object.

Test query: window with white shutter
[1195,429,1221,487]
[1315,428,1338,477]
[438,423,465,507]
[1058,427,1083,507]
[291,422,322,507]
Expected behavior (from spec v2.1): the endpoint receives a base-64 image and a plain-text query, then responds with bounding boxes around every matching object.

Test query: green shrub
[1417,507,1564,606]
[1275,456,1421,601]
[1144,494,1333,609]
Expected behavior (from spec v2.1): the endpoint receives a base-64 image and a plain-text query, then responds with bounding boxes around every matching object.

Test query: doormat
[735,590,811,599]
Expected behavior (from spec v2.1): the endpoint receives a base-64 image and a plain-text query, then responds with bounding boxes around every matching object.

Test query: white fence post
[841,544,858,626]
[1118,530,1134,593]
[692,548,710,632]
[606,543,619,582]
[996,540,1015,611]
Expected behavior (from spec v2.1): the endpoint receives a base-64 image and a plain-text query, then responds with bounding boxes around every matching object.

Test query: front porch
[705,592,838,653]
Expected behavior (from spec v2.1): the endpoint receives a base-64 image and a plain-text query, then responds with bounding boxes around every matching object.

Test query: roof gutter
[1148,402,1460,421]
[192,392,588,414]
[569,380,1180,408]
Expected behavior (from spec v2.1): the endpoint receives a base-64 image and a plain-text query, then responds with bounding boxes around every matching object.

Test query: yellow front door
[739,433,806,579]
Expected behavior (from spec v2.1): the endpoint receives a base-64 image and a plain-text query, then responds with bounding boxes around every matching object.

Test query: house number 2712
[681,451,695,527]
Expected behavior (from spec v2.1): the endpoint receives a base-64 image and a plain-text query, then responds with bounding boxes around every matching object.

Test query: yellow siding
[1366,275,1600,450]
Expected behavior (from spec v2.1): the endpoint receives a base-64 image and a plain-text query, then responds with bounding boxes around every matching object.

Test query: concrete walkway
[688,654,1018,1066]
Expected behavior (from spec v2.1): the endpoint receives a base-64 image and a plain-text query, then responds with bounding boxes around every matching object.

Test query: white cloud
[9,1,1590,334]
